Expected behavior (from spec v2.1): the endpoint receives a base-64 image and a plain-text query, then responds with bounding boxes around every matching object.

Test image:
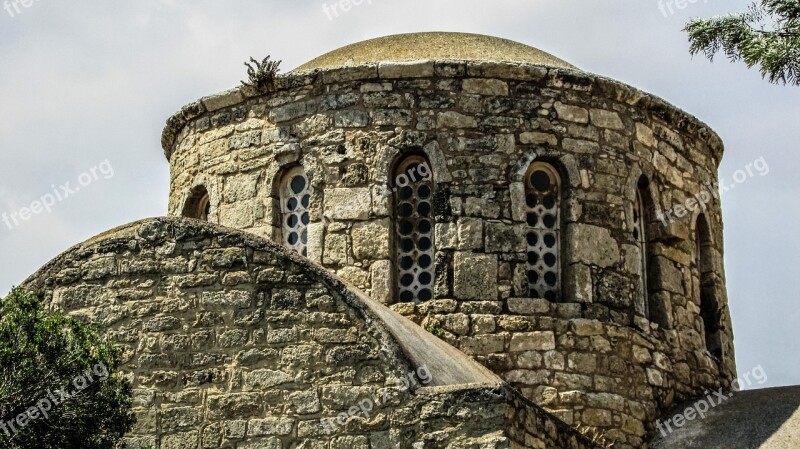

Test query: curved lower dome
[293,32,578,72]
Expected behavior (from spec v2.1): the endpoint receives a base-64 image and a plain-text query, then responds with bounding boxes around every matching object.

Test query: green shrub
[0,289,134,449]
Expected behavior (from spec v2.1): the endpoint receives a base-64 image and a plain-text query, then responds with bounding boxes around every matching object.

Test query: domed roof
[293,32,577,72]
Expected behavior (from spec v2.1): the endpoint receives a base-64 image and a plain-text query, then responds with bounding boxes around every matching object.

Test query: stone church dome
[294,32,578,72]
[22,31,742,449]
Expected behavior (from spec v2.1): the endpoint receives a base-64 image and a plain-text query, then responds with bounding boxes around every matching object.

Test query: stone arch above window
[524,162,561,301]
[696,213,722,358]
[393,154,435,303]
[280,166,311,256]
[182,185,211,221]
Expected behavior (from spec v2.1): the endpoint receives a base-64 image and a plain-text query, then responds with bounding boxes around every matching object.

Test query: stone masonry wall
[163,61,736,448]
[21,218,598,449]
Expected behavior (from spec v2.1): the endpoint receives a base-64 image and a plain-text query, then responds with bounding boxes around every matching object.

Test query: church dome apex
[293,32,578,72]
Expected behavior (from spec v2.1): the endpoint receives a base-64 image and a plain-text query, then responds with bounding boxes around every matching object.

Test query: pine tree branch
[684,0,800,85]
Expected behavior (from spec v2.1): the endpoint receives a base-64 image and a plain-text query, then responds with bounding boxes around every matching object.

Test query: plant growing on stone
[424,322,447,338]
[0,289,135,449]
[685,0,800,85]
[577,425,615,449]
[241,55,282,93]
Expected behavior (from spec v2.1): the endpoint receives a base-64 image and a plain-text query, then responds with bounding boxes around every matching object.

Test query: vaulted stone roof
[19,217,599,448]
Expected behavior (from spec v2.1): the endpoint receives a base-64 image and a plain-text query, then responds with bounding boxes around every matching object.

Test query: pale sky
[1,0,797,388]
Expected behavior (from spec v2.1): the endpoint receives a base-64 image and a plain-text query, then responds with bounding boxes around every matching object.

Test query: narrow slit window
[524,162,561,301]
[182,185,211,221]
[280,167,311,256]
[634,188,649,318]
[697,214,722,358]
[394,155,435,303]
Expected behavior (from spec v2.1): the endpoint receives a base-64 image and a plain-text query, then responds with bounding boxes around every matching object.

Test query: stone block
[568,353,597,373]
[554,102,589,123]
[325,188,372,220]
[378,60,435,78]
[435,222,459,249]
[351,219,391,259]
[510,332,556,351]
[567,224,620,268]
[563,138,600,154]
[454,252,497,300]
[238,437,282,449]
[590,109,624,130]
[369,260,393,304]
[508,298,552,315]
[249,417,294,436]
[323,233,348,266]
[457,218,484,250]
[520,132,558,146]
[636,123,657,147]
[337,266,370,291]
[462,78,509,96]
[201,88,244,111]
[334,110,371,128]
[484,221,525,253]
[565,263,593,303]
[161,430,200,449]
[571,319,605,336]
[224,172,259,202]
[306,222,325,264]
[459,334,506,355]
[243,369,292,390]
[437,111,478,128]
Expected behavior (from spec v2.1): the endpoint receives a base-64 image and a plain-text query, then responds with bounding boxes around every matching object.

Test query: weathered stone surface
[555,102,589,123]
[510,332,556,351]
[454,253,498,301]
[520,132,558,146]
[438,111,478,128]
[23,219,601,449]
[590,109,624,130]
[567,224,620,268]
[351,219,391,259]
[485,221,525,253]
[325,188,372,220]
[369,260,393,304]
[462,78,509,96]
[323,233,348,266]
[378,60,435,78]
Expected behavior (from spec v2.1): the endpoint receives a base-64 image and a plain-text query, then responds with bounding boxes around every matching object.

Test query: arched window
[524,162,561,301]
[696,214,722,358]
[182,185,210,221]
[280,167,311,256]
[394,155,434,303]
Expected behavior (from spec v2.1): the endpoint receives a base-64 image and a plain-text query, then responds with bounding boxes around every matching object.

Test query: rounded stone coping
[161,60,724,165]
[21,216,502,389]
[293,32,578,72]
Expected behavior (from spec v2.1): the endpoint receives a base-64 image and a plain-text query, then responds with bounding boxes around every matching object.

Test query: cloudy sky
[1,0,797,388]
